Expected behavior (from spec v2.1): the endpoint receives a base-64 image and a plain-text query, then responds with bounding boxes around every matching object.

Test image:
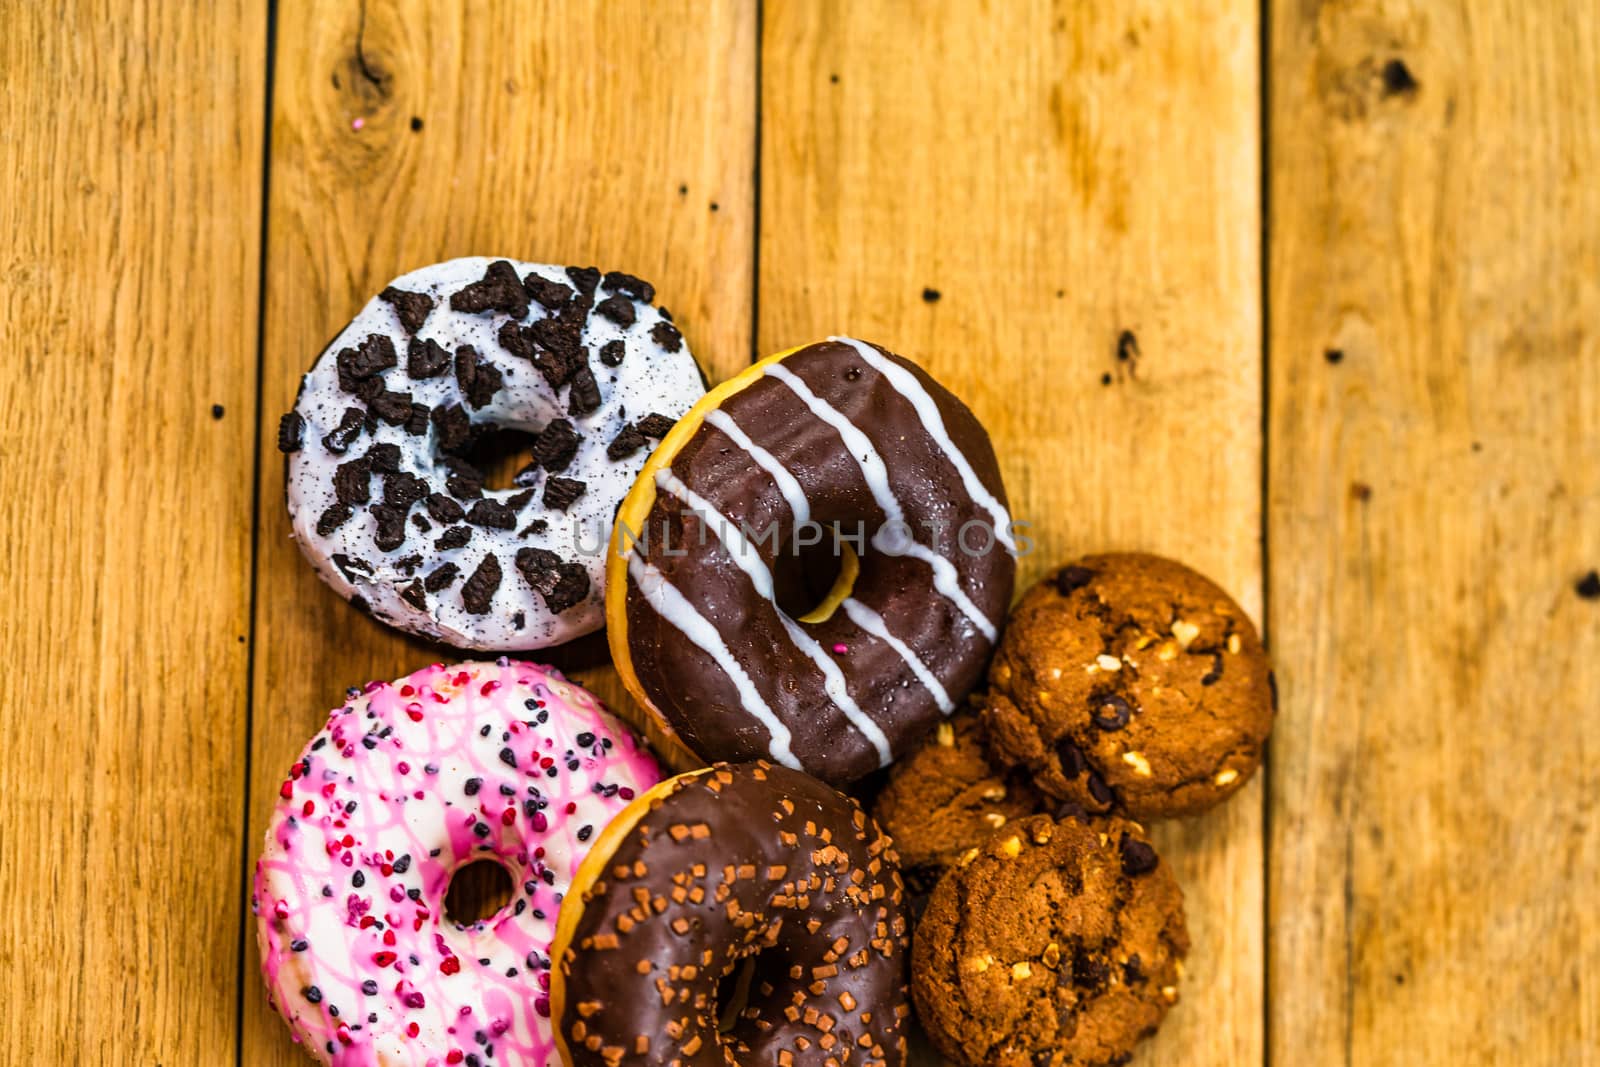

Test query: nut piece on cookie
[983,553,1275,819]
[911,813,1189,1067]
[873,709,1040,881]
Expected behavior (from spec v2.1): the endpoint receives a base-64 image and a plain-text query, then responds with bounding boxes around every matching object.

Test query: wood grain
[760,2,1263,1063]
[1267,2,1600,1063]
[242,1,756,1061]
[0,0,265,1062]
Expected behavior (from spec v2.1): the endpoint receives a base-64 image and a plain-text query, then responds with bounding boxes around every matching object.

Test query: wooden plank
[242,0,756,1060]
[0,0,265,1062]
[1267,3,1600,1063]
[761,2,1263,1063]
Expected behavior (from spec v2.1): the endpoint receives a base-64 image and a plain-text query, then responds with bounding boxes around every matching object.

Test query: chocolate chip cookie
[984,553,1274,818]
[911,814,1188,1067]
[873,709,1040,885]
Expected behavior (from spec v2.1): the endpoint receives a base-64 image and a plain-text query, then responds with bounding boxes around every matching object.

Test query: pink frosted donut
[253,660,661,1066]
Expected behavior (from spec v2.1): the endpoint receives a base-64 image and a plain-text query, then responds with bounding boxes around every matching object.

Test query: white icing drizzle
[765,363,999,643]
[841,597,954,714]
[704,408,812,533]
[831,335,1017,554]
[655,471,893,767]
[626,553,801,770]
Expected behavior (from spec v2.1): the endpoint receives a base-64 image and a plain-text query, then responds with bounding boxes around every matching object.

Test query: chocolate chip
[515,547,591,613]
[424,563,459,592]
[1200,654,1224,686]
[467,499,516,529]
[317,504,353,536]
[601,271,654,303]
[432,403,473,454]
[595,294,635,327]
[1091,694,1132,731]
[322,407,366,453]
[383,471,428,509]
[1577,570,1600,600]
[277,412,305,452]
[371,504,408,551]
[1071,947,1110,990]
[1056,737,1087,777]
[336,334,398,392]
[455,344,503,408]
[333,458,373,506]
[370,389,415,425]
[379,287,435,334]
[532,419,581,471]
[450,260,529,318]
[365,442,402,472]
[1123,955,1145,985]
[542,477,586,511]
[461,553,502,614]
[567,363,601,416]
[635,412,675,439]
[524,274,574,310]
[436,526,472,550]
[565,266,600,295]
[599,340,625,367]
[1086,772,1114,806]
[407,336,451,378]
[331,553,373,581]
[1055,565,1095,596]
[424,493,465,524]
[1118,834,1159,877]
[648,321,682,353]
[606,423,647,461]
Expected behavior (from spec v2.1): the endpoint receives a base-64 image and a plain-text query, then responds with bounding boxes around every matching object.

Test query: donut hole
[444,858,514,925]
[460,426,539,491]
[772,532,858,624]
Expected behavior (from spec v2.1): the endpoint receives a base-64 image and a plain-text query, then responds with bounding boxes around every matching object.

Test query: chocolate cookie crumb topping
[565,266,600,295]
[435,526,472,550]
[424,493,465,524]
[379,287,435,334]
[567,363,602,416]
[317,504,353,536]
[450,260,530,318]
[277,412,304,453]
[461,553,503,614]
[634,412,676,439]
[323,407,366,453]
[649,321,682,352]
[371,504,408,552]
[525,274,574,310]
[407,337,451,379]
[515,547,590,614]
[455,344,504,408]
[333,458,373,506]
[594,294,635,327]
[423,563,460,592]
[542,477,585,511]
[336,334,398,392]
[532,419,581,471]
[600,270,654,304]
[467,500,517,530]
[598,340,625,367]
[606,424,647,461]
[432,404,473,454]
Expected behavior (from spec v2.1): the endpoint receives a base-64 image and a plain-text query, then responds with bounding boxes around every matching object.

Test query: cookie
[911,814,1188,1067]
[873,709,1040,883]
[984,553,1274,818]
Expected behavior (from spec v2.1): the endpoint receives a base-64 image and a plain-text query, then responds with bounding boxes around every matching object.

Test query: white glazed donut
[253,659,662,1066]
[277,257,705,650]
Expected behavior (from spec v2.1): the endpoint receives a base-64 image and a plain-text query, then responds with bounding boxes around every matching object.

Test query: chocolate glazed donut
[551,761,911,1067]
[607,338,1017,783]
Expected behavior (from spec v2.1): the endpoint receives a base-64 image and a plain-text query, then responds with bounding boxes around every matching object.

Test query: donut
[253,660,662,1066]
[550,761,911,1067]
[276,257,705,650]
[606,337,1017,783]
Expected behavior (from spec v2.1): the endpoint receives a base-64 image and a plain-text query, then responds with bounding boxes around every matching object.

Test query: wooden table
[3,1,1595,1063]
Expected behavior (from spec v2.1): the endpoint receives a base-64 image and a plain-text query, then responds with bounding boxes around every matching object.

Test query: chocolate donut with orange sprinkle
[551,761,911,1066]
